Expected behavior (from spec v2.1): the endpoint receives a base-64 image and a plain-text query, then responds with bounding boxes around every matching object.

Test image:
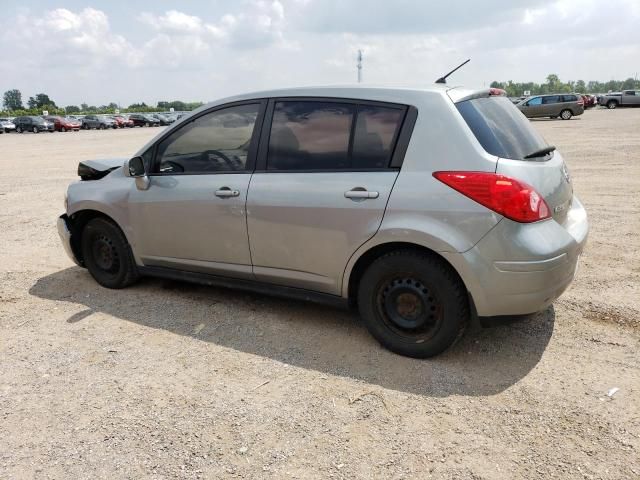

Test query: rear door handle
[345,189,379,199]
[215,187,240,198]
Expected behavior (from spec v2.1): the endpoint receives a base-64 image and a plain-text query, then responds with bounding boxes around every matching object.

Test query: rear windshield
[456,96,550,160]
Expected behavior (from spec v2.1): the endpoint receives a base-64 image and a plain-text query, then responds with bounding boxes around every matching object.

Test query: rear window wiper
[523,145,556,159]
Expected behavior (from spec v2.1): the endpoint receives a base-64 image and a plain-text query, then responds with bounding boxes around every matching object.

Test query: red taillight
[433,171,551,223]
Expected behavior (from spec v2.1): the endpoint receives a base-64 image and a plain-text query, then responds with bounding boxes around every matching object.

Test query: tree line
[490,74,640,97]
[1,89,203,116]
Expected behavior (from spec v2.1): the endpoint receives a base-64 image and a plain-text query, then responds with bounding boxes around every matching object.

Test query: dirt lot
[1,109,639,479]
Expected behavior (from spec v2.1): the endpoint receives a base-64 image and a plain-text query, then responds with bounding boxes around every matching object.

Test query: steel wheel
[91,234,121,274]
[81,217,139,289]
[376,276,443,340]
[357,250,469,358]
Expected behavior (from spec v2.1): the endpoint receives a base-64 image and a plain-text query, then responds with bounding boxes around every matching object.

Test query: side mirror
[126,156,146,177]
[125,156,150,190]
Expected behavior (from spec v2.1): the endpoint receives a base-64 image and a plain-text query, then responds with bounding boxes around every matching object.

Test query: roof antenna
[435,58,470,84]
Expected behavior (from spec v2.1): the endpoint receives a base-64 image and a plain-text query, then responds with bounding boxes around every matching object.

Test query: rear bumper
[57,214,81,266]
[443,196,588,317]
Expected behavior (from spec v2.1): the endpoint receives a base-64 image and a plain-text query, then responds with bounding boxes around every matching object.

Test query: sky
[0,0,639,107]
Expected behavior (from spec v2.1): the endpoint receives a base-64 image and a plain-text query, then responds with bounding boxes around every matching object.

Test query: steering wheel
[201,149,235,170]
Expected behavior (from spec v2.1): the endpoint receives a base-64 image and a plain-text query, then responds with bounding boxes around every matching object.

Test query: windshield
[456,96,550,160]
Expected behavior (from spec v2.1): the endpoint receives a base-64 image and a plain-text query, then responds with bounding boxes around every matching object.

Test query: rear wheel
[81,217,139,289]
[32,126,38,133]
[357,250,469,358]
[61,127,66,132]
[607,100,618,109]
[16,126,22,133]
[560,109,572,120]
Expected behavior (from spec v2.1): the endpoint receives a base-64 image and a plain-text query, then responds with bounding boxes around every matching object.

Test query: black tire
[16,126,22,133]
[81,217,139,289]
[357,250,469,358]
[145,122,150,127]
[61,127,66,132]
[560,109,572,120]
[32,126,39,133]
[607,100,617,109]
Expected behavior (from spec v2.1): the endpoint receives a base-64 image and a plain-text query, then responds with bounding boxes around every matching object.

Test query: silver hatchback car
[58,85,588,358]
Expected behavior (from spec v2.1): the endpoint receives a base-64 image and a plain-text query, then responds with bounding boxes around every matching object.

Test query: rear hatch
[453,92,573,224]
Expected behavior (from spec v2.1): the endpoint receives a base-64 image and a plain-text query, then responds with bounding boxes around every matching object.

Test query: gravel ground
[1,109,639,479]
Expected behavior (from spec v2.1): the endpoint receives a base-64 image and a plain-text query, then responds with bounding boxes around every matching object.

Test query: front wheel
[32,126,39,133]
[81,217,139,289]
[357,250,469,358]
[560,109,572,120]
[607,100,618,109]
[61,127,66,132]
[16,126,22,133]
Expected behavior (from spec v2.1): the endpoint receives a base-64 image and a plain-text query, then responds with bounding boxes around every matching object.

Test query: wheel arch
[344,241,473,312]
[67,209,128,266]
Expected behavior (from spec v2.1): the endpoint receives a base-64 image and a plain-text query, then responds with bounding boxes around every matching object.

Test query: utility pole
[357,50,363,83]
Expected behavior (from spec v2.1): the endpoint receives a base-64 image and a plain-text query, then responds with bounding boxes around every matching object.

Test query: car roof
[201,84,469,108]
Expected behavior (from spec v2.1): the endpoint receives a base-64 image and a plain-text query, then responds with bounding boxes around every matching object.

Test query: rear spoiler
[78,158,126,180]
[447,87,507,104]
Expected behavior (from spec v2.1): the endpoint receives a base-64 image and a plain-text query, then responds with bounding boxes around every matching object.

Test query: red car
[110,115,134,128]
[44,116,81,132]
[579,94,597,109]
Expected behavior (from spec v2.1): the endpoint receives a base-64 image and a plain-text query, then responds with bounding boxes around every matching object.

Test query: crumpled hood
[78,158,127,180]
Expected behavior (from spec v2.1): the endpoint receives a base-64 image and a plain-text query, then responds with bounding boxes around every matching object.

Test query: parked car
[517,94,584,120]
[13,116,54,133]
[0,117,16,133]
[128,113,161,127]
[598,90,640,109]
[82,115,117,130]
[57,85,588,358]
[151,113,175,126]
[112,115,134,128]
[44,115,81,132]
[580,94,597,109]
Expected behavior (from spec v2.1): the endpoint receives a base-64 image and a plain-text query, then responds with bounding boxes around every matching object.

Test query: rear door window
[456,96,550,160]
[267,101,405,171]
[267,101,354,170]
[562,95,577,102]
[542,95,560,104]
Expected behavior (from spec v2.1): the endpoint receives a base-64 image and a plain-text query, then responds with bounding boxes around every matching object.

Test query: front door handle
[345,189,379,199]
[215,187,240,198]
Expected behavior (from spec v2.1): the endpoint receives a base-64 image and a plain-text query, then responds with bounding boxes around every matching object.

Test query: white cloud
[139,10,204,34]
[0,0,638,107]
[138,1,287,49]
[1,7,137,70]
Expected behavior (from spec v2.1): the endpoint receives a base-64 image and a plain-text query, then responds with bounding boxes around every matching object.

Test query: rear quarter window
[456,96,549,160]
